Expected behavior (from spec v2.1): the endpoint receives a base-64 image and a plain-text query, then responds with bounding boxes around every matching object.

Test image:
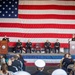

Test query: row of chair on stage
[12,39,60,53]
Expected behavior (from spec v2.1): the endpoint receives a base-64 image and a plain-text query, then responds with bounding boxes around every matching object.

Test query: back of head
[1,63,8,74]
[14,55,19,60]
[52,69,67,75]
[14,71,31,75]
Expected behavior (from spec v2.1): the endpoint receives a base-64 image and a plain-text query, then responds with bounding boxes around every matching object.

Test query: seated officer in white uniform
[52,69,67,75]
[32,59,48,75]
[14,71,31,75]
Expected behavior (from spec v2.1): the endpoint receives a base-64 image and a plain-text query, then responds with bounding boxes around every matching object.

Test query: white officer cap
[52,69,67,75]
[35,59,46,67]
[14,71,31,75]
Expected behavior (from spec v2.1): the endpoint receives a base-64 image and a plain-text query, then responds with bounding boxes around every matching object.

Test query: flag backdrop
[0,0,75,49]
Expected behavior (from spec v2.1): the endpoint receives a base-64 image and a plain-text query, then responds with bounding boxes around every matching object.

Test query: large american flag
[0,0,75,49]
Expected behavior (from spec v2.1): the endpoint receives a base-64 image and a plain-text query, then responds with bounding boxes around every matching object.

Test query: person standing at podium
[2,35,9,42]
[54,39,60,53]
[72,34,75,41]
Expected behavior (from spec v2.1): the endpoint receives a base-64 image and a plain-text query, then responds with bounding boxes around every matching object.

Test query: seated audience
[7,59,18,72]
[26,39,32,53]
[44,40,51,53]
[16,54,26,71]
[0,55,6,64]
[54,39,60,53]
[72,34,75,41]
[0,63,13,75]
[15,39,22,53]
[60,53,74,75]
[12,55,22,71]
[52,69,67,75]
[32,59,48,75]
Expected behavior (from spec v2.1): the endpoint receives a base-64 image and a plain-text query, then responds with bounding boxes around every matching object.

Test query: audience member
[60,53,74,75]
[12,55,22,71]
[0,63,13,75]
[54,39,60,53]
[7,59,18,72]
[32,59,48,75]
[52,69,67,75]
[15,39,22,53]
[26,39,32,53]
[16,54,26,71]
[0,55,6,65]
[44,40,51,53]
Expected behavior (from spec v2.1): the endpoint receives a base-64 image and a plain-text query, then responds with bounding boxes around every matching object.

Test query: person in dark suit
[16,54,26,71]
[61,53,74,75]
[72,34,75,41]
[7,59,18,72]
[2,35,9,42]
[26,39,32,53]
[32,59,48,75]
[12,55,22,71]
[54,39,60,53]
[44,40,51,53]
[15,39,22,53]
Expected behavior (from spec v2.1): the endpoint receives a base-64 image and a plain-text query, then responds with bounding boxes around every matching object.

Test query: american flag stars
[0,0,18,18]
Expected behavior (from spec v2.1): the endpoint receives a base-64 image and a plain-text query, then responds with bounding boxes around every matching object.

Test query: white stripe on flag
[19,0,75,6]
[0,37,69,43]
[0,19,75,24]
[19,10,75,15]
[0,28,75,34]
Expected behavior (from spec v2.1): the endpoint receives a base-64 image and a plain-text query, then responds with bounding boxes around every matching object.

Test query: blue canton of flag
[0,0,18,18]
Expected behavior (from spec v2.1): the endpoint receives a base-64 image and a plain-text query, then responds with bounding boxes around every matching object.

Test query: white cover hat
[35,59,46,67]
[14,71,31,75]
[52,69,67,75]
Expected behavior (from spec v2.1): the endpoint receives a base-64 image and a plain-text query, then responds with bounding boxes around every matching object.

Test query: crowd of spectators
[0,53,75,75]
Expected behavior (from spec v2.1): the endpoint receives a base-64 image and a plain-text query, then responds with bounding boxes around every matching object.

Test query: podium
[0,40,8,54]
[70,41,75,54]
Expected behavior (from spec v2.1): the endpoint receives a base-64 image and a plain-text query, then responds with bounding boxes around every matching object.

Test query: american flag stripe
[0,0,75,49]
[19,1,75,6]
[0,23,75,29]
[18,14,75,19]
[0,28,75,34]
[0,19,75,24]
[19,10,75,15]
[0,32,73,38]
[19,5,75,10]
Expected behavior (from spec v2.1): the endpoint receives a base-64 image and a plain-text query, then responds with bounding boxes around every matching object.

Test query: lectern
[70,41,75,54]
[0,40,8,54]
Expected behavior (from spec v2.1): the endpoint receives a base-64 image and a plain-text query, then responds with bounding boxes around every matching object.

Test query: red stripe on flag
[0,32,72,38]
[18,14,75,19]
[19,5,75,10]
[18,14,75,20]
[0,23,75,29]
